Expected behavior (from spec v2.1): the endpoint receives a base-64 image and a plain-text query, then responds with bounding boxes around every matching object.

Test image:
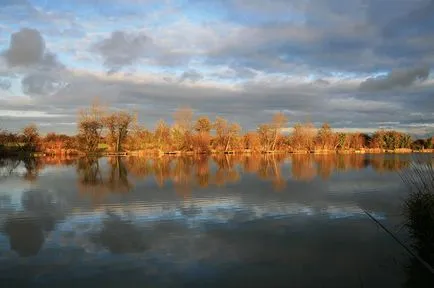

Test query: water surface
[0,154,432,287]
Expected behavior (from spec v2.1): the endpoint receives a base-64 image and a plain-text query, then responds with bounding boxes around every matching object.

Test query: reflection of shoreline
[0,155,423,205]
[1,154,420,182]
[0,154,426,199]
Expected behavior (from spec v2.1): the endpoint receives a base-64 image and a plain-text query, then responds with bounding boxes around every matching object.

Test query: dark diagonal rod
[362,209,434,275]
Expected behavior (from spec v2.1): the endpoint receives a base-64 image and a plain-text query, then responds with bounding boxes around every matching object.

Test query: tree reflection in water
[71,154,415,199]
[77,157,132,202]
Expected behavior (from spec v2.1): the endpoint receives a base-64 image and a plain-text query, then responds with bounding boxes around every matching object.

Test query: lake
[0,154,433,287]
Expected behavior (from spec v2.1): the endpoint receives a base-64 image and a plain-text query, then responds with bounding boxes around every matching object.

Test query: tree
[103,111,135,152]
[426,137,434,149]
[349,133,365,150]
[154,119,171,150]
[242,132,261,151]
[213,116,240,151]
[193,116,212,153]
[257,124,273,151]
[270,112,287,150]
[371,130,385,149]
[400,134,412,149]
[77,102,105,153]
[126,124,153,151]
[315,123,337,150]
[290,122,316,151]
[172,107,194,151]
[194,116,212,134]
[22,124,39,151]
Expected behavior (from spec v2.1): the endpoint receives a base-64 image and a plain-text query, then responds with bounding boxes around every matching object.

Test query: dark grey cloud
[360,66,431,91]
[21,73,65,96]
[1,28,61,69]
[92,30,192,72]
[311,79,330,86]
[93,31,151,73]
[179,70,203,83]
[198,0,434,74]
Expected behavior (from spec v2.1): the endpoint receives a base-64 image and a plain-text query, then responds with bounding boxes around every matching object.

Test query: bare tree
[22,124,39,152]
[77,102,105,153]
[154,119,171,150]
[316,123,337,150]
[103,111,135,152]
[213,117,240,151]
[270,112,287,151]
[290,122,316,151]
[257,124,273,151]
[172,107,194,151]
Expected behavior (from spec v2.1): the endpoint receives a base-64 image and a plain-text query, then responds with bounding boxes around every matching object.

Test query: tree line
[1,103,433,155]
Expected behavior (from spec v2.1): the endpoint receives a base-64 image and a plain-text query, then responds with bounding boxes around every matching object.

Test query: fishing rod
[362,209,434,275]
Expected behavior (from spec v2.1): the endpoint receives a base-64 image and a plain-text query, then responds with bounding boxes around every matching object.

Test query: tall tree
[257,124,273,151]
[213,116,240,151]
[103,111,135,152]
[290,122,316,151]
[172,107,194,151]
[77,102,105,153]
[154,119,171,150]
[22,124,39,152]
[270,112,287,150]
[193,116,212,153]
[316,123,337,150]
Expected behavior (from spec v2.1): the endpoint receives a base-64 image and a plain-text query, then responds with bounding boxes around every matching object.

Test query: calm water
[0,154,432,287]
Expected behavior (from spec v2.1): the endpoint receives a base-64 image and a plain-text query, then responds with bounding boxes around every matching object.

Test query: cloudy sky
[0,0,433,136]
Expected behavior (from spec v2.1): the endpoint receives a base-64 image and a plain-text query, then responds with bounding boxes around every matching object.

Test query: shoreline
[1,149,433,158]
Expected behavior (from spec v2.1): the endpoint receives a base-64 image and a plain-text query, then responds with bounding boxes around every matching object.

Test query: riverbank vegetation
[1,103,433,156]
[400,159,434,285]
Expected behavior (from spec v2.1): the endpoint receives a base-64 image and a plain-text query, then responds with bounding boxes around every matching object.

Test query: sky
[0,0,433,136]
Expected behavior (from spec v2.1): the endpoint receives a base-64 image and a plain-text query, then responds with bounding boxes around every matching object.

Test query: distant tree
[257,124,273,151]
[22,124,40,152]
[154,119,171,150]
[213,116,240,151]
[194,116,212,134]
[412,139,426,150]
[336,133,350,150]
[126,124,153,151]
[371,130,385,149]
[103,111,135,152]
[400,134,412,149]
[290,122,316,151]
[172,107,194,151]
[315,123,337,150]
[426,136,433,149]
[270,112,287,150]
[41,133,76,153]
[77,102,105,153]
[193,116,212,153]
[242,132,261,151]
[349,133,365,150]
